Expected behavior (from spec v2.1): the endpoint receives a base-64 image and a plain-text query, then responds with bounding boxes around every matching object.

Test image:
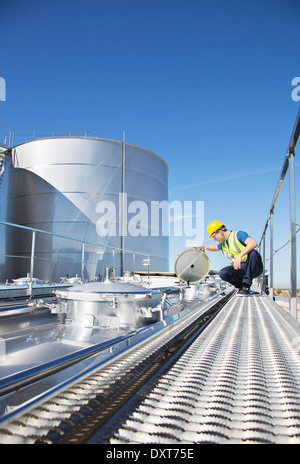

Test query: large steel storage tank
[5,137,169,282]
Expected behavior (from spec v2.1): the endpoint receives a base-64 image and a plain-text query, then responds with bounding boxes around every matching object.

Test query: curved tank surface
[4,137,169,282]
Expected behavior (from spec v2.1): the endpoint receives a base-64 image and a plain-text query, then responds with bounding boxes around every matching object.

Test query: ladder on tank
[0,145,10,187]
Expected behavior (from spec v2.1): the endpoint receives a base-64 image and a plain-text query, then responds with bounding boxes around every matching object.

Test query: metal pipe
[133,253,135,279]
[263,235,266,293]
[0,221,147,257]
[120,131,126,277]
[30,230,36,282]
[259,108,300,249]
[81,241,85,282]
[269,213,273,300]
[289,149,297,319]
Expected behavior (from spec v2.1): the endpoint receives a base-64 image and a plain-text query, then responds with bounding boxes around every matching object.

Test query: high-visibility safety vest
[221,231,248,263]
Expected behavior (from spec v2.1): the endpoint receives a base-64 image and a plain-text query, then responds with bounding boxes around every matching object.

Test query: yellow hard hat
[207,220,225,238]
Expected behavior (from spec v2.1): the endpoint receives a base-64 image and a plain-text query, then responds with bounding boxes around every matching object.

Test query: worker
[191,220,263,295]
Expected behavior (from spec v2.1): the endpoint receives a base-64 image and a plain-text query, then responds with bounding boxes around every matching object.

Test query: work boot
[237,286,250,296]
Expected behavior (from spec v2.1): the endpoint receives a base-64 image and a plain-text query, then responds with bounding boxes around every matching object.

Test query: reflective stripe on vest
[221,231,248,263]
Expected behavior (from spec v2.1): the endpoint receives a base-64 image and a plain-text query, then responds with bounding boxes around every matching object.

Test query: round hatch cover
[55,280,158,301]
[175,248,210,284]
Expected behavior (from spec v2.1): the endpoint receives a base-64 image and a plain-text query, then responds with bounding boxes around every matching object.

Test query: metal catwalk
[109,294,300,445]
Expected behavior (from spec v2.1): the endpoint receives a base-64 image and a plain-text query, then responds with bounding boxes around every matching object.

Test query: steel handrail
[0,125,100,147]
[0,221,148,257]
[0,221,151,282]
[259,106,300,318]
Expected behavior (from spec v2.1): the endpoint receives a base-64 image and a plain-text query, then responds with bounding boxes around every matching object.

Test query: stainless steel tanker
[1,137,169,282]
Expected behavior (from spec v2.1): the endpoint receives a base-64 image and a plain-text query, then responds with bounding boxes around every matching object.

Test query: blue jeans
[219,250,263,289]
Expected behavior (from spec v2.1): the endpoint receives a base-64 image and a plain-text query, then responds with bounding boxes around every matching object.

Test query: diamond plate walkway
[110,294,300,444]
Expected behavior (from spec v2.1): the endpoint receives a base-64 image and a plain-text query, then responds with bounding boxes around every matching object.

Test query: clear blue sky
[1,0,299,287]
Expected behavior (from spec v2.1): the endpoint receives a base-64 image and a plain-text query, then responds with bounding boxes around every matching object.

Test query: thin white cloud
[169,213,196,222]
[170,165,286,193]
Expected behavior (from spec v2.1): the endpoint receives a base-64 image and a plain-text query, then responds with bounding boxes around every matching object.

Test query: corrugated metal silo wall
[4,137,169,282]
